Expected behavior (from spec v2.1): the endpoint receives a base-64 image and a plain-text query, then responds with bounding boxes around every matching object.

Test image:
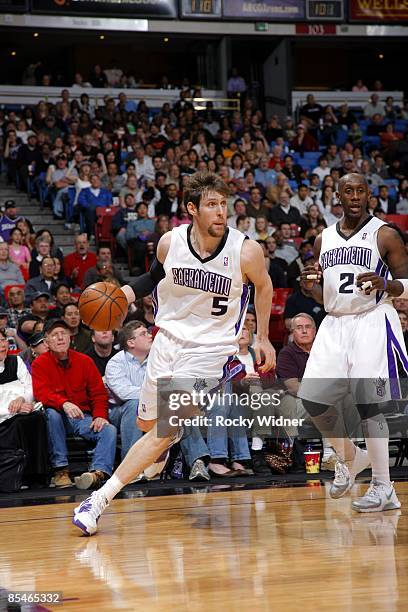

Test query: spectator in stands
[380,123,404,154]
[352,79,368,92]
[287,241,315,290]
[397,311,408,352]
[78,174,113,239]
[46,154,77,219]
[300,94,323,127]
[118,176,138,208]
[269,192,301,227]
[102,162,126,197]
[371,154,389,179]
[32,318,116,489]
[6,286,30,329]
[281,154,304,184]
[125,202,156,271]
[290,124,318,153]
[359,159,383,190]
[24,257,57,304]
[8,227,31,272]
[377,185,397,214]
[337,103,357,128]
[284,275,325,329]
[254,157,277,189]
[19,331,47,374]
[105,321,149,460]
[29,292,51,322]
[132,145,155,182]
[155,183,179,218]
[64,234,97,289]
[89,64,108,88]
[0,201,22,242]
[49,282,74,319]
[250,216,272,241]
[85,330,117,377]
[3,129,21,186]
[323,200,343,226]
[364,93,384,119]
[366,113,385,137]
[61,303,91,353]
[246,186,270,219]
[264,235,287,288]
[274,224,299,264]
[275,312,315,443]
[16,132,40,192]
[0,328,48,487]
[0,307,26,351]
[111,193,138,251]
[227,67,247,99]
[312,156,331,182]
[290,184,313,216]
[300,204,327,237]
[0,242,24,290]
[83,246,124,288]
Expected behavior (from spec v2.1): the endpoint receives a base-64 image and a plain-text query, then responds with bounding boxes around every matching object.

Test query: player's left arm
[357,226,408,296]
[241,239,276,372]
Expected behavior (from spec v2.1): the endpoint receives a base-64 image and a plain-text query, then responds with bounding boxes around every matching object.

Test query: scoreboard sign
[349,0,408,21]
[0,0,28,11]
[180,0,222,18]
[223,0,305,21]
[31,0,178,18]
[306,0,344,21]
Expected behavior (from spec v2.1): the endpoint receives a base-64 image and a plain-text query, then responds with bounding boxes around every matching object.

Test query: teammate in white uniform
[299,173,408,512]
[73,171,275,535]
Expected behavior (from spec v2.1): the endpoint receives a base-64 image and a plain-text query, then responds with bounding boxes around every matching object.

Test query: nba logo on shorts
[362,233,367,240]
[141,403,146,413]
[224,256,229,267]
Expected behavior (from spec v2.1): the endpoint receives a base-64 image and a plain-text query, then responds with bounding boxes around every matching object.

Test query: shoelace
[333,461,349,485]
[362,481,387,501]
[79,492,107,518]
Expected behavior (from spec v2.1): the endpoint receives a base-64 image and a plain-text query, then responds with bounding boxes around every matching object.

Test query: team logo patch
[224,256,229,267]
[193,378,208,392]
[373,377,387,397]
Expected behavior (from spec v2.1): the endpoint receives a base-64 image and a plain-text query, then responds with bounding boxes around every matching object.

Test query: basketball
[78,282,128,331]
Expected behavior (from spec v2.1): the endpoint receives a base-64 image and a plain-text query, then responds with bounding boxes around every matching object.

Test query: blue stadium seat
[395,120,408,132]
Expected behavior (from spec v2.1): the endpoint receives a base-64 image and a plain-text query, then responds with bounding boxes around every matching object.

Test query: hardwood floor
[0,481,407,611]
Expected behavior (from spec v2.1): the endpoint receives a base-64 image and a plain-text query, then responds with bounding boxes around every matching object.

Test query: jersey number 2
[339,272,354,294]
[211,297,228,316]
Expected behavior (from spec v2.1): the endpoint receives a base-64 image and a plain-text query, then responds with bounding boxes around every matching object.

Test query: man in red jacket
[32,318,117,490]
[63,234,97,289]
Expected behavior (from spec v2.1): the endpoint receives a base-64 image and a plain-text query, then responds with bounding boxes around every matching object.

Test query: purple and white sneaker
[144,427,184,480]
[72,491,109,536]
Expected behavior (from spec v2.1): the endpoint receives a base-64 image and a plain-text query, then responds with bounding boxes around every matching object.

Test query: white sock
[251,436,263,451]
[98,474,124,503]
[362,415,391,486]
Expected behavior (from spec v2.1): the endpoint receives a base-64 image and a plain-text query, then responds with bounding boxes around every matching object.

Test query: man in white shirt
[290,184,314,215]
[312,156,331,183]
[133,146,155,182]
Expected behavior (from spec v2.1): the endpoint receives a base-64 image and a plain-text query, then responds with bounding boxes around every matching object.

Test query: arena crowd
[0,73,407,491]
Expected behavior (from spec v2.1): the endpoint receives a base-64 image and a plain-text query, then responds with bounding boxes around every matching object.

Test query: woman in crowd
[0,328,48,488]
[0,243,24,291]
[8,227,31,272]
[170,203,190,228]
[300,203,327,237]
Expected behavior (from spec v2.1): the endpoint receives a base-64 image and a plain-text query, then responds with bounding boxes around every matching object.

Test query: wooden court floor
[0,481,407,612]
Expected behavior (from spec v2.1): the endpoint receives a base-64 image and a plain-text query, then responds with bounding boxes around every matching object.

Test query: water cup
[304,451,320,474]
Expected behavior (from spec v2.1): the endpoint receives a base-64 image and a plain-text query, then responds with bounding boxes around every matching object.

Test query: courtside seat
[385,214,408,232]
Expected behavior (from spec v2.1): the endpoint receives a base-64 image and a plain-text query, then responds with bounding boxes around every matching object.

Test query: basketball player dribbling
[73,172,276,535]
[299,173,408,512]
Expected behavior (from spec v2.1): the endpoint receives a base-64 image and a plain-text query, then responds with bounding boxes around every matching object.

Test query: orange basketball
[78,282,128,331]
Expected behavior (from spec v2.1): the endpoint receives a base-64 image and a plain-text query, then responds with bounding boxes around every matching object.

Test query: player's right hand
[63,402,84,419]
[301,262,322,290]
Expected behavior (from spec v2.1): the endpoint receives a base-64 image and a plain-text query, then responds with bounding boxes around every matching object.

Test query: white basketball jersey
[153,224,249,349]
[320,216,392,315]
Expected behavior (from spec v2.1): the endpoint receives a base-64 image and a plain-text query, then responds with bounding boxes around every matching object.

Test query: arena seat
[95,206,118,254]
[3,284,25,301]
[385,214,408,231]
[269,288,293,345]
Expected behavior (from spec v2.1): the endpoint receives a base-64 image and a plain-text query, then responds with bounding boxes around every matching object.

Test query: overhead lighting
[378,53,384,59]
[33,32,39,38]
[99,34,105,40]
[11,51,16,56]
[164,37,169,42]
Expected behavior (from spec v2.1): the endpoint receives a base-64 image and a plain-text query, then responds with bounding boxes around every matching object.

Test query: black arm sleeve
[128,257,165,299]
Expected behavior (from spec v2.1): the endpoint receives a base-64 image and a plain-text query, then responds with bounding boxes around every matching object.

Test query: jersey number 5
[339,272,355,294]
[211,297,228,316]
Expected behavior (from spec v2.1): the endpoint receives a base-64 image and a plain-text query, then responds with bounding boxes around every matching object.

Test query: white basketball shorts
[298,303,408,405]
[138,328,239,421]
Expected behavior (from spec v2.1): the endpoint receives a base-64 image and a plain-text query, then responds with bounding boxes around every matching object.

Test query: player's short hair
[183,171,229,210]
[118,320,146,351]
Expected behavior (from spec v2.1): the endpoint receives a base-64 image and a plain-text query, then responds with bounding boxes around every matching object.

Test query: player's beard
[208,222,226,237]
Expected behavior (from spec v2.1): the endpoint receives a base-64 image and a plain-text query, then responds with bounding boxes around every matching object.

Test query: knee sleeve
[302,399,329,417]
[356,403,383,420]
